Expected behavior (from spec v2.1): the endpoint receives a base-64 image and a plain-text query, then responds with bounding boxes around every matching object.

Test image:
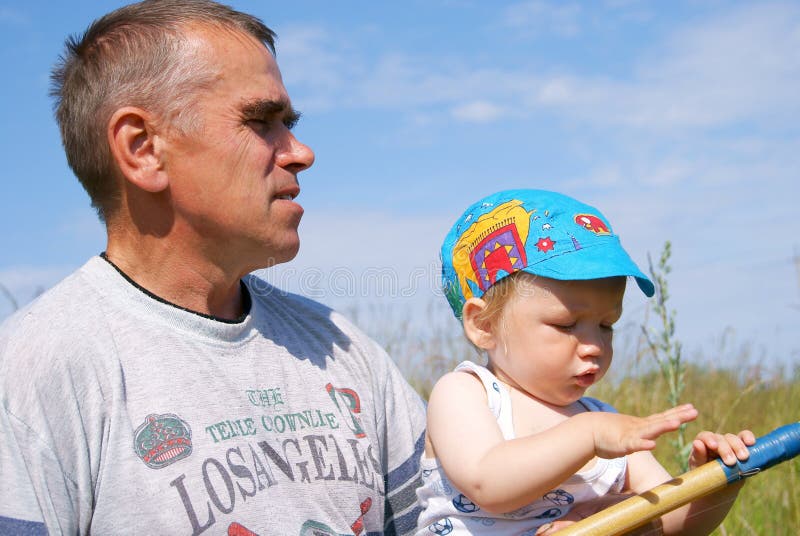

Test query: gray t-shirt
[0,256,426,535]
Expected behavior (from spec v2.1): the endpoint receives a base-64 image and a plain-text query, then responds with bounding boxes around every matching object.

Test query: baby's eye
[552,322,576,331]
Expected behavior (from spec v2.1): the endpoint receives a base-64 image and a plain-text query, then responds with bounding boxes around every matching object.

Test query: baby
[417,189,754,535]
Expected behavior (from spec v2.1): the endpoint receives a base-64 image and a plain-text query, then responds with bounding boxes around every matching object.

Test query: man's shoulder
[244,274,358,333]
[0,258,111,362]
[244,274,332,314]
[2,260,103,329]
[243,273,383,358]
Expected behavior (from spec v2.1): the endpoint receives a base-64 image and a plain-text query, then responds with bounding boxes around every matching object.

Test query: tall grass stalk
[641,241,691,471]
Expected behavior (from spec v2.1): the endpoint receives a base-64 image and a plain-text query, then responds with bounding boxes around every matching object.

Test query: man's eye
[248,115,299,131]
[283,115,300,130]
[600,324,615,333]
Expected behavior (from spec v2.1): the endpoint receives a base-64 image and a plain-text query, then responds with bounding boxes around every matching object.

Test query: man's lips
[273,184,300,201]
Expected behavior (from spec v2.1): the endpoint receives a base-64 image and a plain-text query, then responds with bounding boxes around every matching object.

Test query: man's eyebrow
[240,98,302,128]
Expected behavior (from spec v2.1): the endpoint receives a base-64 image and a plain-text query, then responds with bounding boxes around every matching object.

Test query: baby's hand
[689,429,756,469]
[588,404,698,459]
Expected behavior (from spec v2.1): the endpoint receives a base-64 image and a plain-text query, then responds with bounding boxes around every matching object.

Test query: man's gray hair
[50,0,276,222]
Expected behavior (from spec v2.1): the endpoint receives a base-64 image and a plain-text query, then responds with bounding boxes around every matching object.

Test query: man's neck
[104,237,246,321]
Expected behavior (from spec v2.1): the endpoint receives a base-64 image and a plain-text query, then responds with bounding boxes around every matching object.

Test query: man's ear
[107,107,169,193]
[462,297,497,350]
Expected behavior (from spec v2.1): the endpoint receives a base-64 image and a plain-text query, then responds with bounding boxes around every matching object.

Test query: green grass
[591,364,800,534]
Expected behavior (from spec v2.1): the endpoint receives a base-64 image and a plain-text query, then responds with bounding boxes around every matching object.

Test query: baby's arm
[627,429,756,535]
[426,371,698,514]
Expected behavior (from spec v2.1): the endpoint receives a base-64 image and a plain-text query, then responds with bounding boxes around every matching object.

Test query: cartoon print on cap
[441,189,656,318]
[449,199,535,303]
[535,237,555,253]
[574,213,610,235]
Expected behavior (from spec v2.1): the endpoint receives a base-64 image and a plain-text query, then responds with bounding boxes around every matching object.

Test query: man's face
[161,26,315,273]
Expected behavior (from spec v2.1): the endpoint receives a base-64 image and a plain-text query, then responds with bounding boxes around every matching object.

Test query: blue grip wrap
[719,422,800,483]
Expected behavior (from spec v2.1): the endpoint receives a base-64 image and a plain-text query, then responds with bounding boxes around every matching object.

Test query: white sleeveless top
[416,361,627,535]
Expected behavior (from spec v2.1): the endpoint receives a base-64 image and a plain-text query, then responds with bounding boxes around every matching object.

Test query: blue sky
[1,1,798,366]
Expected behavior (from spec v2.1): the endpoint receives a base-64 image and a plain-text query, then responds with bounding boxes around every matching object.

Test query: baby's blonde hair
[468,273,627,336]
[469,271,539,333]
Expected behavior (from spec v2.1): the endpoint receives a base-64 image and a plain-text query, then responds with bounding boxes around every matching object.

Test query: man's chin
[259,241,300,269]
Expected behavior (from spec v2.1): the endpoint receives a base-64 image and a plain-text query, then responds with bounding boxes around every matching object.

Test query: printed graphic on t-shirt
[227,522,258,535]
[299,497,372,536]
[326,382,366,438]
[133,413,193,469]
[133,382,384,535]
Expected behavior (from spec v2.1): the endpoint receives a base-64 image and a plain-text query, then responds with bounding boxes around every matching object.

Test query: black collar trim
[99,252,251,324]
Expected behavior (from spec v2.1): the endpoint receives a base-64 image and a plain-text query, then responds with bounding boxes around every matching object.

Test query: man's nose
[277,132,315,173]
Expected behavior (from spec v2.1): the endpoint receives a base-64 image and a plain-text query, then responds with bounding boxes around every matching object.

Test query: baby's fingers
[727,430,756,462]
[689,436,711,468]
[715,432,756,465]
[718,433,746,465]
[652,404,697,425]
[692,430,754,466]
[738,429,756,447]
[643,404,698,438]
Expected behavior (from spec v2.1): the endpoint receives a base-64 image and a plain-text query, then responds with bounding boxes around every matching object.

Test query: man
[0,1,426,534]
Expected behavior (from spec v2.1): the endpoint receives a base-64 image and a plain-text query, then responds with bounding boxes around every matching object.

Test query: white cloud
[276,24,361,111]
[535,3,800,130]
[353,55,535,110]
[500,1,583,37]
[280,3,800,134]
[451,100,506,122]
[569,165,624,189]
[536,77,576,105]
[643,160,692,187]
[273,24,540,113]
[640,3,800,116]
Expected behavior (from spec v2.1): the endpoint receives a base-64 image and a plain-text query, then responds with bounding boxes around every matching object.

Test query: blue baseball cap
[441,189,654,318]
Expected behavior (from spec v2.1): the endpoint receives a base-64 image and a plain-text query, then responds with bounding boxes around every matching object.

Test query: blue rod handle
[719,422,800,483]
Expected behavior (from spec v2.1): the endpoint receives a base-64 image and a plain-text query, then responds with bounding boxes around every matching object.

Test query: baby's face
[488,276,626,407]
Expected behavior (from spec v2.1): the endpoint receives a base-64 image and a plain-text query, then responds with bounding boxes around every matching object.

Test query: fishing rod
[558,422,800,536]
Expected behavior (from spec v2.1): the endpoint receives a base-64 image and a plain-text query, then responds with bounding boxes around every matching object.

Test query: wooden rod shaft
[557,462,728,536]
